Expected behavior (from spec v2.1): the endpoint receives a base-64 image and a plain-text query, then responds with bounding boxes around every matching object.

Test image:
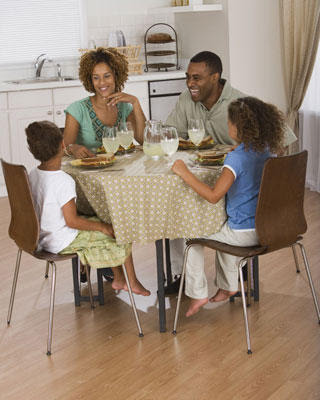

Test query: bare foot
[209,288,237,302]
[124,280,151,296]
[185,298,208,317]
[112,278,126,292]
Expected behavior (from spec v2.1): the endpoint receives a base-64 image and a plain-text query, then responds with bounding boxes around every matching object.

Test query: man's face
[186,62,218,105]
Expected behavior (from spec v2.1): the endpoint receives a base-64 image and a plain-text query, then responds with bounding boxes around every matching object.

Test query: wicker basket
[79,45,143,75]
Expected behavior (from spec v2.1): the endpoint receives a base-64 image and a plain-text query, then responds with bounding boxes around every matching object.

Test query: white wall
[174,0,230,75]
[228,0,287,111]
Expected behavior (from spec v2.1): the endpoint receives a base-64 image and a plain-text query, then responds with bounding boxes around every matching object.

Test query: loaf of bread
[147,33,173,43]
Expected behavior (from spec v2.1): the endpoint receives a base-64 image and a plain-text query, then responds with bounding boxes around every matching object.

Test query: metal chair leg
[121,264,144,337]
[239,258,252,354]
[291,244,301,273]
[7,248,22,325]
[45,261,49,278]
[247,258,252,307]
[296,242,320,322]
[85,265,95,309]
[47,262,57,356]
[172,244,191,334]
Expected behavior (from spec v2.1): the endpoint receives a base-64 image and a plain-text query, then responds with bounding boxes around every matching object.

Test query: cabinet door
[124,81,149,119]
[54,106,67,128]
[0,97,10,196]
[9,107,54,172]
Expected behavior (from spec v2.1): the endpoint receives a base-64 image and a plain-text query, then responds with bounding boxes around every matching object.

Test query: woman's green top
[65,96,133,150]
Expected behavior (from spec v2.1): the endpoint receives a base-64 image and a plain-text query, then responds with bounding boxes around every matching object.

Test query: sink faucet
[34,53,52,78]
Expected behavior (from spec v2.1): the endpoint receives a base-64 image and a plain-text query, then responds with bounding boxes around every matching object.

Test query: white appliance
[148,78,186,122]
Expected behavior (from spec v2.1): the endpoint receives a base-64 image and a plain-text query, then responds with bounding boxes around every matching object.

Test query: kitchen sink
[5,76,77,84]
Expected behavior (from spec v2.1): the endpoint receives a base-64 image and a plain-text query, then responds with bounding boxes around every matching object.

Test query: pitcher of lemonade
[143,120,165,160]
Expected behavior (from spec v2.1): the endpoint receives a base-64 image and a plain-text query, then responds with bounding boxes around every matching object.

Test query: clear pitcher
[143,120,165,159]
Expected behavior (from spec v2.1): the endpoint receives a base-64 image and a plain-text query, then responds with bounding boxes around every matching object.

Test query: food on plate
[97,143,135,154]
[178,136,214,150]
[147,33,173,43]
[70,154,115,167]
[195,150,226,166]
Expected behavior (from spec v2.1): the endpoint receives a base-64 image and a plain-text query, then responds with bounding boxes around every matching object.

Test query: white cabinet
[0,93,10,196]
[124,81,149,118]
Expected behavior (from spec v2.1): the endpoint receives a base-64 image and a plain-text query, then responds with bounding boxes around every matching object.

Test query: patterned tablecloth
[62,150,226,244]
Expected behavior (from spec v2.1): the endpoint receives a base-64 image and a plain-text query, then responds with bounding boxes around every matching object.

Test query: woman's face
[228,120,239,142]
[91,62,116,98]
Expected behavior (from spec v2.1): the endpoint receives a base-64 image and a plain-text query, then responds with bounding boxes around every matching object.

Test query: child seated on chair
[25,120,150,296]
[171,97,285,317]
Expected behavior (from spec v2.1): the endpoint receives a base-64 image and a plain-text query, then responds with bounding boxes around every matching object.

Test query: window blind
[0,0,85,64]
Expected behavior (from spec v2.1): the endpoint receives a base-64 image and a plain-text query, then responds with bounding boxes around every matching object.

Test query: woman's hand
[171,160,190,178]
[105,91,138,108]
[69,144,94,159]
[100,223,115,238]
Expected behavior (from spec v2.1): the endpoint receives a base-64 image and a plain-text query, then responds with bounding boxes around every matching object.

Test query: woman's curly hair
[26,121,63,162]
[228,96,285,153]
[79,47,128,93]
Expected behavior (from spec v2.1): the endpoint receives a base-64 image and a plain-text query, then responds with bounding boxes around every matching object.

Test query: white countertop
[0,70,186,92]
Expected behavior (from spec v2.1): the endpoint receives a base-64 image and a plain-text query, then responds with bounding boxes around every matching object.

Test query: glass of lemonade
[143,120,165,160]
[117,120,134,156]
[160,126,179,160]
[188,119,205,149]
[102,126,119,155]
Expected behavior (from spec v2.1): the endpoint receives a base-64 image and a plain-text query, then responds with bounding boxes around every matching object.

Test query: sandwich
[71,155,115,167]
[178,136,214,150]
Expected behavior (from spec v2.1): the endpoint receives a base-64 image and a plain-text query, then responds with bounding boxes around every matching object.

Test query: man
[165,51,296,292]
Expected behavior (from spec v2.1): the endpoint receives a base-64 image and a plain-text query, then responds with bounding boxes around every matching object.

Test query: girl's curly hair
[26,121,63,162]
[79,47,128,93]
[228,97,285,153]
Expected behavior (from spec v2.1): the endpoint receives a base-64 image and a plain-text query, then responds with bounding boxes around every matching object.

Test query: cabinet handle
[56,110,62,115]
[47,111,53,115]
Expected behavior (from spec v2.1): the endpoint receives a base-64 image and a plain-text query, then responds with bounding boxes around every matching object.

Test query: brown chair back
[1,159,39,254]
[255,150,308,252]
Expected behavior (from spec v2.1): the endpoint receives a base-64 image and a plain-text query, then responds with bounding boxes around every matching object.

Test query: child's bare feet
[112,278,126,292]
[209,288,237,302]
[185,298,208,317]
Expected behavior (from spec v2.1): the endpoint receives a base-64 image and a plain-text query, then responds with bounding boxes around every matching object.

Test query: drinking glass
[188,119,205,149]
[160,126,179,159]
[102,126,119,155]
[117,121,134,156]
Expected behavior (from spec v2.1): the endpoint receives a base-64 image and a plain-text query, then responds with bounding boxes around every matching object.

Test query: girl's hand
[105,91,138,107]
[171,160,190,178]
[69,144,94,159]
[100,223,115,238]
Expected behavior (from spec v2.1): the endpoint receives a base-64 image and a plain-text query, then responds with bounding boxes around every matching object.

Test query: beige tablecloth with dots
[62,150,226,244]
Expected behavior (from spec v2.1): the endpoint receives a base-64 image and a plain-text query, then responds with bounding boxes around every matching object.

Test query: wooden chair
[172,151,320,353]
[1,159,143,355]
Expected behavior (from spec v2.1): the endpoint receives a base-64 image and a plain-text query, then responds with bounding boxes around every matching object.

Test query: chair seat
[32,250,77,262]
[186,238,268,258]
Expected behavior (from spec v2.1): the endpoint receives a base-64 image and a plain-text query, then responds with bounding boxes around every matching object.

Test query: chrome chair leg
[47,262,57,356]
[172,244,191,334]
[45,261,49,278]
[239,258,252,354]
[291,244,300,273]
[7,248,22,325]
[247,258,252,307]
[121,264,144,337]
[297,242,320,322]
[85,265,94,309]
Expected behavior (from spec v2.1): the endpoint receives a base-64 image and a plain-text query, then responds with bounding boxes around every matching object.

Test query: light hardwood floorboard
[0,190,319,400]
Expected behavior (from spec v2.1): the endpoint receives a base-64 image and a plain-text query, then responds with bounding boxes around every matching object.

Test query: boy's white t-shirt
[29,167,78,253]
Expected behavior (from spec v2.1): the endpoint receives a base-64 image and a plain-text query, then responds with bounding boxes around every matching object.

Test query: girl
[171,96,285,317]
[26,120,150,296]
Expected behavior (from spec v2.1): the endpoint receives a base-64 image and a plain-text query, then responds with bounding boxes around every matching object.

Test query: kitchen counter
[0,70,186,92]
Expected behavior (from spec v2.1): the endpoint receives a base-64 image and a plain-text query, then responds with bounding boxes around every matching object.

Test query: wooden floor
[0,190,319,400]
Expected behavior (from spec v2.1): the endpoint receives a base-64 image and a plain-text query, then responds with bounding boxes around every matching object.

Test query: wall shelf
[148,4,223,14]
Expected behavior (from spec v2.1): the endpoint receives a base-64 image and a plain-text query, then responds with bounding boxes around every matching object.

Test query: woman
[64,47,146,159]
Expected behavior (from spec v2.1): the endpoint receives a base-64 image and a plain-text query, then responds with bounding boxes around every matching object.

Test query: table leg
[165,238,172,286]
[155,239,166,332]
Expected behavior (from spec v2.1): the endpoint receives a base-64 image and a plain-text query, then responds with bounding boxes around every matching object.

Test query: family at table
[25,47,297,319]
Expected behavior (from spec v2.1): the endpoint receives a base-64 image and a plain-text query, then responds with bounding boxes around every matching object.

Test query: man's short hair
[190,51,223,77]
